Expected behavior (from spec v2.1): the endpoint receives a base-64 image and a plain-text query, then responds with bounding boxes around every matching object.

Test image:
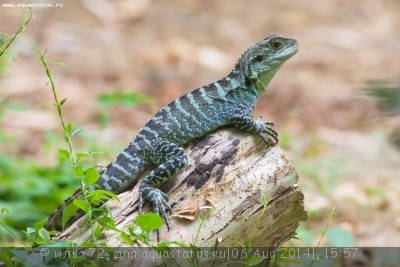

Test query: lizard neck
[228,62,263,99]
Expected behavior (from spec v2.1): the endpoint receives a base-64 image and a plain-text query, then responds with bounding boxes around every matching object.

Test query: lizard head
[239,35,299,95]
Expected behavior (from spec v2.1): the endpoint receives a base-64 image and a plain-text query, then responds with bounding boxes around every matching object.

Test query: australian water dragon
[45,34,299,234]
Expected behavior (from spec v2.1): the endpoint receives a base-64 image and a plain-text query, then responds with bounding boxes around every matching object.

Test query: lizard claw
[138,186,171,229]
[262,121,279,146]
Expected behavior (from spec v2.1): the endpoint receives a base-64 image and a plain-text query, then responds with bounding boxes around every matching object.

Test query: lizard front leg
[138,140,188,230]
[230,104,278,146]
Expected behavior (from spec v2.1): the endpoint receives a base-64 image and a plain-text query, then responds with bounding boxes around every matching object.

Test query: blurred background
[0,0,399,246]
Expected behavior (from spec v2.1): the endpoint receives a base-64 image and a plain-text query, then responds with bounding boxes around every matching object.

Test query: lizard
[44,34,299,235]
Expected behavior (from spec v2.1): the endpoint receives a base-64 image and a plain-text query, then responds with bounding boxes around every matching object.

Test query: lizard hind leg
[138,140,188,230]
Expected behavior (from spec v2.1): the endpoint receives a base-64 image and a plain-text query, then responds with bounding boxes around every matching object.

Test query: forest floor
[1,0,399,246]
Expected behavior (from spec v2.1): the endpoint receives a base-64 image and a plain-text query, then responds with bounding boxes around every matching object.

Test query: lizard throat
[253,66,280,96]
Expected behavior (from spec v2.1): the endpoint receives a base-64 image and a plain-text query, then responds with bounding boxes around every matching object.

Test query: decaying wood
[54,128,307,249]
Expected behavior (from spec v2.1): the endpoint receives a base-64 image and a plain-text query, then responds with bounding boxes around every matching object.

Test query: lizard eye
[271,40,283,50]
[255,55,264,62]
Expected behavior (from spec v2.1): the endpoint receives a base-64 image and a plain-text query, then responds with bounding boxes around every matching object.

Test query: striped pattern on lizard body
[45,35,299,234]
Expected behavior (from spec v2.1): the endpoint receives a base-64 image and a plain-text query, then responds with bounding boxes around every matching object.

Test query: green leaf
[0,251,14,267]
[246,256,266,266]
[0,36,4,45]
[72,199,90,213]
[25,227,35,235]
[89,189,119,205]
[71,166,84,176]
[9,249,28,262]
[59,98,67,105]
[65,123,72,135]
[58,149,70,159]
[71,127,83,137]
[85,167,99,184]
[157,240,190,248]
[1,207,9,215]
[34,219,47,233]
[87,192,102,206]
[38,228,51,244]
[97,216,116,230]
[120,232,133,246]
[91,189,119,202]
[135,213,163,231]
[62,202,79,228]
[80,241,97,247]
[76,152,91,160]
[94,224,102,239]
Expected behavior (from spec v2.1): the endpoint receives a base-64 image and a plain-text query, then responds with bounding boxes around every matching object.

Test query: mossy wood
[53,128,307,248]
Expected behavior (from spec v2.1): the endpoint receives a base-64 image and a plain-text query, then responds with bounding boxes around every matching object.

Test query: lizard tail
[44,188,84,231]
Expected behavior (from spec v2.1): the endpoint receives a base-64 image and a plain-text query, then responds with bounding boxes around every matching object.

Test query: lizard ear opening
[255,55,264,62]
[244,77,251,87]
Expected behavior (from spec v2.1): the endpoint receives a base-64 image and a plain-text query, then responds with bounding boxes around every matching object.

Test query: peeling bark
[54,128,307,249]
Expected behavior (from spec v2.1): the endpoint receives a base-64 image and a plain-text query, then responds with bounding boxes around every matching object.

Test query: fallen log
[53,127,307,257]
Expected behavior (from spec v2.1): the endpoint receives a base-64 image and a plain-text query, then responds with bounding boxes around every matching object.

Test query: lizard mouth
[276,40,299,61]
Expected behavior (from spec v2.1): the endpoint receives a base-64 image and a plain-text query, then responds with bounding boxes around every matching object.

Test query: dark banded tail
[44,188,84,231]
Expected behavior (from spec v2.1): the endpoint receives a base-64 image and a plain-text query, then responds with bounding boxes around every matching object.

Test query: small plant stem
[0,8,33,58]
[28,40,100,244]
[0,221,28,247]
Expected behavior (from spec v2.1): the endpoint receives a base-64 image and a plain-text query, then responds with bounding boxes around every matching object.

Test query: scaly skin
[45,35,299,234]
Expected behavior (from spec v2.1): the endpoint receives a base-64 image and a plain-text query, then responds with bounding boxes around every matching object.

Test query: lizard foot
[138,186,172,230]
[255,120,278,146]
